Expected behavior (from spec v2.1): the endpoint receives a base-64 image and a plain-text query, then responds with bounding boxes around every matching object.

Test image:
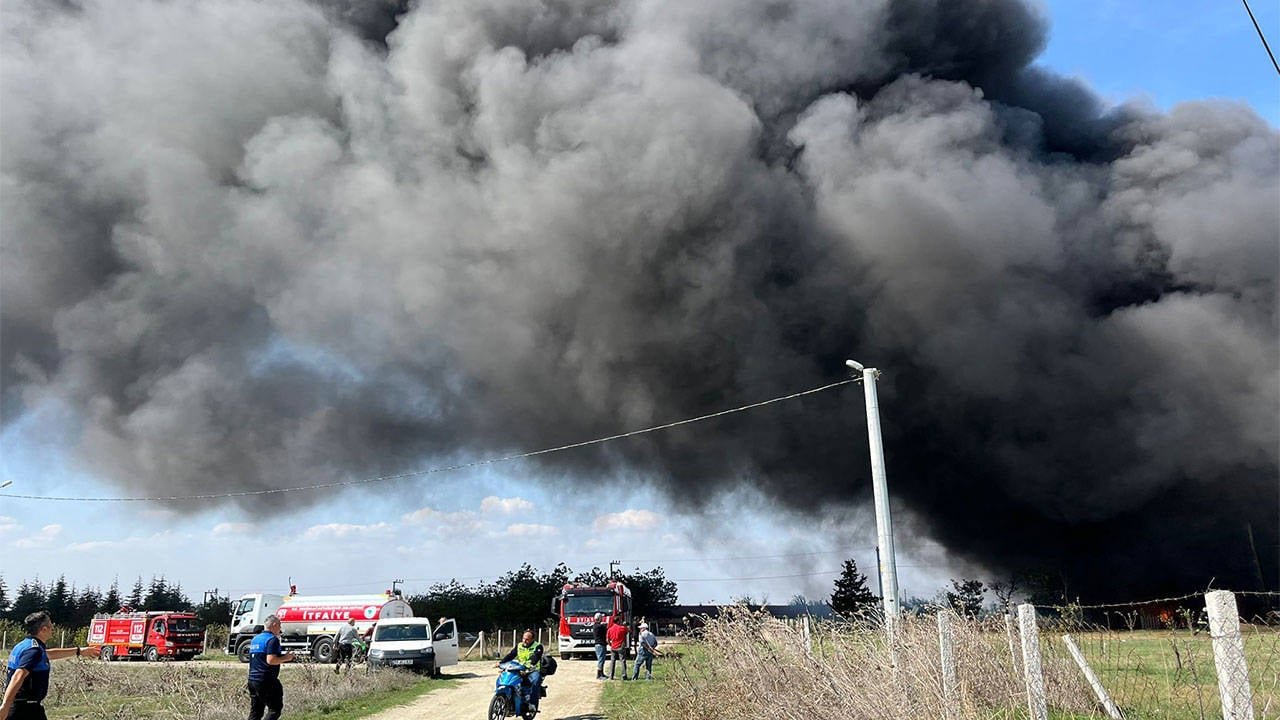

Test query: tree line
[0,564,678,634]
[406,564,678,632]
[0,574,231,629]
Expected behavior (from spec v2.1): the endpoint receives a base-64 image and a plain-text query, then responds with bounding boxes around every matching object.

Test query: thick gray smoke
[2,0,1277,598]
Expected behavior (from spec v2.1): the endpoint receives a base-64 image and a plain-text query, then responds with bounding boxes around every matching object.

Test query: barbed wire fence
[661,589,1279,719]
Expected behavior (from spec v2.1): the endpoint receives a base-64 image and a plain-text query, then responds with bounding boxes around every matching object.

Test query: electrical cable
[1242,0,1280,76]
[0,377,858,503]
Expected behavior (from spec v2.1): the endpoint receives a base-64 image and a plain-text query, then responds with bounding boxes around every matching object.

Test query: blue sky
[1038,0,1278,126]
[2,0,1277,611]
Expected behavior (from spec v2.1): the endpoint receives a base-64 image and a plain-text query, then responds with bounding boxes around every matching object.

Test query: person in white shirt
[631,623,662,680]
[333,619,359,673]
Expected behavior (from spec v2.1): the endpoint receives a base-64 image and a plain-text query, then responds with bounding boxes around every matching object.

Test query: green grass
[1068,628,1277,720]
[598,651,680,720]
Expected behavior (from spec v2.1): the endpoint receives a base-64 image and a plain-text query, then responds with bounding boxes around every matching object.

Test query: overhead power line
[0,378,858,503]
[1242,0,1280,75]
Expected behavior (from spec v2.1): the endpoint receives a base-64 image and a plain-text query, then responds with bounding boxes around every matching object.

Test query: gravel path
[367,658,605,720]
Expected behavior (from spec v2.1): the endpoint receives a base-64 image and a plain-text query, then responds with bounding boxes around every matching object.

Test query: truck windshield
[236,598,255,615]
[169,618,202,633]
[564,595,614,616]
[375,625,430,642]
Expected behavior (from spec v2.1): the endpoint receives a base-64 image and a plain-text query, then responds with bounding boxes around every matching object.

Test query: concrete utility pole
[847,359,900,638]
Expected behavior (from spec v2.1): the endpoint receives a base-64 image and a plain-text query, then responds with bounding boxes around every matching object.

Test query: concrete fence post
[1206,590,1255,720]
[1004,612,1020,674]
[1017,604,1048,720]
[1062,634,1123,719]
[938,610,958,703]
[60,630,65,648]
[802,615,813,657]
[2,631,7,649]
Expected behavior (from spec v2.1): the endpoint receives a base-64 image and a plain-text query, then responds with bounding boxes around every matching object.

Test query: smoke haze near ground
[2,0,1277,599]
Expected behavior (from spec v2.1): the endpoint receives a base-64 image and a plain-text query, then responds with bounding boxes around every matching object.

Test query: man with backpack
[498,630,547,712]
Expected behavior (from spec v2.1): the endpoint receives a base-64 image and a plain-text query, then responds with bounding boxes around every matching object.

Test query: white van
[367,617,459,676]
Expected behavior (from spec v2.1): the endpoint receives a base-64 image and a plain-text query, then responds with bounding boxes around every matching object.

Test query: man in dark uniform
[1,611,90,719]
[246,615,296,720]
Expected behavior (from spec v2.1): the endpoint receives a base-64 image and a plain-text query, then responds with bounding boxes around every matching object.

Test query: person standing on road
[606,617,629,680]
[1,611,91,720]
[246,615,296,720]
[631,622,662,680]
[333,619,358,673]
[592,612,608,680]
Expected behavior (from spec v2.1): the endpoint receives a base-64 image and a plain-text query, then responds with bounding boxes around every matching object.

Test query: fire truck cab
[552,580,634,659]
[88,610,206,662]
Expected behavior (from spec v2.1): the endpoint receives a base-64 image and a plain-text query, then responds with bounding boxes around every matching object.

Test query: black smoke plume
[2,0,1276,599]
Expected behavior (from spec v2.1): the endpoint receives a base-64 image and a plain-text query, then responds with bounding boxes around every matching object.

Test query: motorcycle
[488,660,543,720]
[351,636,369,666]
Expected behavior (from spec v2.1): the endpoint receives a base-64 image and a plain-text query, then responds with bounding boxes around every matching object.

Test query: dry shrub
[663,606,1096,720]
[49,659,424,719]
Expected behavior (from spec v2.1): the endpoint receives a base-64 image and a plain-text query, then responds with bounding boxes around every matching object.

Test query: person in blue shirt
[246,615,296,720]
[2,611,90,720]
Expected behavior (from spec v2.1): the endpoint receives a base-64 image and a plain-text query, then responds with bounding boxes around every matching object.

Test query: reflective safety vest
[516,641,542,670]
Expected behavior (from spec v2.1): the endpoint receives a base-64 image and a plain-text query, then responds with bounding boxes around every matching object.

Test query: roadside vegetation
[41,659,452,719]
[602,607,1278,720]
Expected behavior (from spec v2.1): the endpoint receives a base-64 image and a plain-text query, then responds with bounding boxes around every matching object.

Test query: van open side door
[432,618,459,672]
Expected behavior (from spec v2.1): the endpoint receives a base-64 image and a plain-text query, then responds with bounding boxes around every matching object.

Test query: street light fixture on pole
[847,359,900,639]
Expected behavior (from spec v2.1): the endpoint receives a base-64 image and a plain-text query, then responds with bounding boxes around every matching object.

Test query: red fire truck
[88,610,206,661]
[552,580,634,659]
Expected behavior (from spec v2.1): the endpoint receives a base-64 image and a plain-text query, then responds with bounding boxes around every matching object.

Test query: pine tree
[127,576,145,610]
[102,577,122,614]
[73,585,104,626]
[145,576,169,610]
[45,575,72,625]
[946,578,986,618]
[0,574,8,615]
[830,559,878,616]
[9,578,46,623]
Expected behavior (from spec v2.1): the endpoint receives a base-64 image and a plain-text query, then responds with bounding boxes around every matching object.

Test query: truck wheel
[312,636,335,663]
[99,646,114,662]
[144,646,160,662]
[236,640,252,663]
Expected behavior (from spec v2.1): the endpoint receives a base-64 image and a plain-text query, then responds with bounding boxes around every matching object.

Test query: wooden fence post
[1062,634,1123,719]
[937,610,958,704]
[1206,590,1255,720]
[1017,604,1048,720]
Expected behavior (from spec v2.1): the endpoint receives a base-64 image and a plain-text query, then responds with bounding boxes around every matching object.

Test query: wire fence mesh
[658,591,1279,720]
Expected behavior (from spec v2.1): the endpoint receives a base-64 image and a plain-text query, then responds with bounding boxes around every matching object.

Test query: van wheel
[144,646,160,662]
[236,640,252,663]
[313,636,335,663]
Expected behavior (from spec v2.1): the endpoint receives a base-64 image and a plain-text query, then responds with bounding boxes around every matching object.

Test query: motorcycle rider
[497,629,544,711]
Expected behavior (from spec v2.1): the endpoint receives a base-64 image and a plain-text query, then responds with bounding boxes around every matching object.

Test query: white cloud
[0,515,19,536]
[480,496,535,514]
[593,509,663,532]
[15,524,63,549]
[400,506,484,536]
[212,522,253,536]
[505,523,559,537]
[303,522,391,540]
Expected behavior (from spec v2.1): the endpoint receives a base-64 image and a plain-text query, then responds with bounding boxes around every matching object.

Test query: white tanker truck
[227,587,413,663]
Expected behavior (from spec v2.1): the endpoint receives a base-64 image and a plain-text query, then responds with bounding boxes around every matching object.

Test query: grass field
[600,620,1279,720]
[1065,628,1279,719]
[40,660,453,719]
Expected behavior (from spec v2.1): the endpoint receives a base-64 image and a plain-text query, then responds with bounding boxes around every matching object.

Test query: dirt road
[368,658,604,720]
